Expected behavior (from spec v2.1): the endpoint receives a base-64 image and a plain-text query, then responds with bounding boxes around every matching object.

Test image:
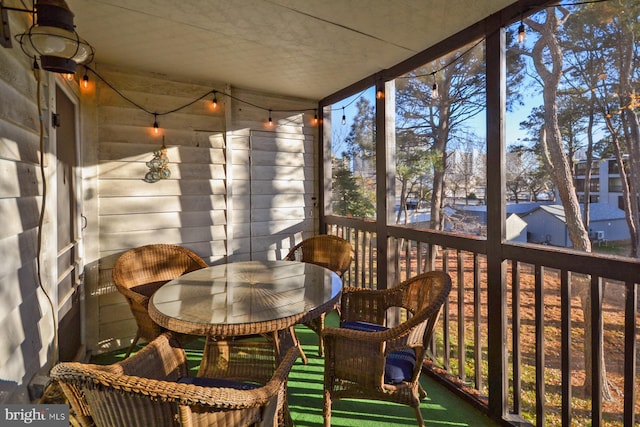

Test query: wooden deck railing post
[623,281,637,426]
[560,270,572,425]
[485,14,508,422]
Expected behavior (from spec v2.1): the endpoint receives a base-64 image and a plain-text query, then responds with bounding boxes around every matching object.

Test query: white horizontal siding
[0,33,56,401]
[94,67,229,352]
[28,67,321,355]
[98,195,227,215]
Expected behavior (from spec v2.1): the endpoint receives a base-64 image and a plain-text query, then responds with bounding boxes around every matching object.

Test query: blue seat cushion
[341,320,387,332]
[341,321,416,384]
[178,377,260,390]
[385,349,416,384]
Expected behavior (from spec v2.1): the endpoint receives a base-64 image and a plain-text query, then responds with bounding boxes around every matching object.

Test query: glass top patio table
[148,260,342,337]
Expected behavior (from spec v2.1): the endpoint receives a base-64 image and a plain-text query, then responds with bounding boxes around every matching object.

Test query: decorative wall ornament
[145,138,171,183]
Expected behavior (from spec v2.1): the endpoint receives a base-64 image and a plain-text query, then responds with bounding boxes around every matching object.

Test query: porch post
[485,18,508,421]
[375,76,397,289]
[319,104,332,233]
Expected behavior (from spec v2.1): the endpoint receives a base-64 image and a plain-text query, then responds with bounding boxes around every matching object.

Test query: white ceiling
[67,0,515,101]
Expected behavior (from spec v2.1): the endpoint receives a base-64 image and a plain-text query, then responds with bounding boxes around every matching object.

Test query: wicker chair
[322,271,452,427]
[284,235,353,359]
[50,332,300,427]
[112,244,208,356]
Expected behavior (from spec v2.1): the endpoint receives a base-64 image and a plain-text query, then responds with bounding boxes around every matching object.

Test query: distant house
[452,202,546,223]
[522,203,628,247]
[506,213,528,243]
[447,203,535,241]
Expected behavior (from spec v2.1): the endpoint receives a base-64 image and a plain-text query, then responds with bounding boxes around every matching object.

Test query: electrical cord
[83,65,317,119]
[34,61,58,365]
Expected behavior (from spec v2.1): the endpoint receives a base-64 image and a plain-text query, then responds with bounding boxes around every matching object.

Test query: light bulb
[82,72,88,88]
[518,22,526,45]
[268,110,273,126]
[432,82,438,99]
[341,107,346,125]
[153,115,159,134]
[212,92,218,109]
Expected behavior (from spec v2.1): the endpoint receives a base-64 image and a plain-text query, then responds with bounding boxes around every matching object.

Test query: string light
[313,111,318,125]
[399,36,484,82]
[518,20,526,45]
[82,69,89,88]
[431,74,439,100]
[75,1,603,134]
[82,65,322,134]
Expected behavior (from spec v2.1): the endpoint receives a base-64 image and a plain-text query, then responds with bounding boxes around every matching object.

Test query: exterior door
[55,84,84,362]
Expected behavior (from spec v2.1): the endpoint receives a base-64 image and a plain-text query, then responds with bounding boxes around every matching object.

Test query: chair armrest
[52,346,300,411]
[263,345,300,394]
[52,366,272,410]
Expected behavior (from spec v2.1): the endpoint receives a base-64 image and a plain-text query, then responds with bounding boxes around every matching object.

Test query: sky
[329,85,538,157]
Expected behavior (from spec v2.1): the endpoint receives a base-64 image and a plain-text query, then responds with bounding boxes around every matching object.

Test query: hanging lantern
[5,0,94,74]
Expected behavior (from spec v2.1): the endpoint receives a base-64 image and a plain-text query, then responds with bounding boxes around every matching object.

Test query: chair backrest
[113,243,208,293]
[50,333,188,427]
[51,333,300,427]
[340,270,452,349]
[112,244,208,341]
[284,235,353,277]
[401,270,451,315]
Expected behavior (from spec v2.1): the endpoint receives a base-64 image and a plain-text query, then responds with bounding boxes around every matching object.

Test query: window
[577,178,600,192]
[608,177,623,193]
[575,160,599,176]
[392,39,487,235]
[325,88,377,219]
[505,0,638,256]
[506,3,639,422]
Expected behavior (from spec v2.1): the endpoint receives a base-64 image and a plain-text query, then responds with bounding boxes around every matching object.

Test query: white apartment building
[574,157,628,209]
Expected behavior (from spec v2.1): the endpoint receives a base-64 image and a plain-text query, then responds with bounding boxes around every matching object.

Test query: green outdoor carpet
[91,312,497,427]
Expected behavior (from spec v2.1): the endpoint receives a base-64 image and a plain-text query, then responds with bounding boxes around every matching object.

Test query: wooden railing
[326,216,639,427]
